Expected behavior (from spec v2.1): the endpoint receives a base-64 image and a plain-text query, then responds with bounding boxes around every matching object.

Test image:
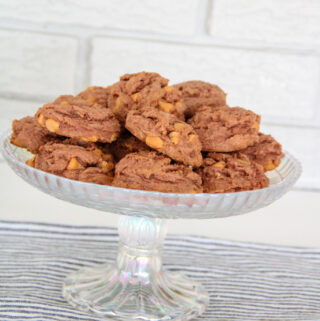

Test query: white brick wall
[0,29,77,98]
[0,0,199,36]
[0,0,319,190]
[209,0,320,46]
[0,98,43,130]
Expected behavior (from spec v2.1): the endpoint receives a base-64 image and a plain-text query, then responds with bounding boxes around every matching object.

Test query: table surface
[1,220,320,321]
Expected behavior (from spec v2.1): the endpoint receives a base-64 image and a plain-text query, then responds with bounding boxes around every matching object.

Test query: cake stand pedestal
[63,216,208,320]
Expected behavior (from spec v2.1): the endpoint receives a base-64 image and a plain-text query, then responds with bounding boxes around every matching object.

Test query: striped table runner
[0,220,319,320]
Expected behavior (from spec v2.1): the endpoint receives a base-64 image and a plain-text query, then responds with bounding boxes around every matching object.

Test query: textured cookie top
[108,72,185,122]
[11,116,57,154]
[113,151,203,193]
[34,143,103,173]
[173,80,227,117]
[52,95,95,108]
[63,167,114,185]
[35,100,121,143]
[77,86,110,108]
[126,107,202,167]
[188,106,260,152]
[200,152,269,193]
[241,133,284,171]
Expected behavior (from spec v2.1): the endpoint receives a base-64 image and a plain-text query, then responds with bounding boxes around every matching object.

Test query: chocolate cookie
[113,151,203,193]
[31,142,114,185]
[35,100,121,143]
[173,80,227,117]
[108,72,185,122]
[199,152,269,193]
[11,116,58,154]
[241,133,284,171]
[126,107,202,167]
[76,86,110,107]
[110,131,151,161]
[188,106,260,152]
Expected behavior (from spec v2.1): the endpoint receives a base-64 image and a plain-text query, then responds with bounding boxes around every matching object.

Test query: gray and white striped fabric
[0,220,319,321]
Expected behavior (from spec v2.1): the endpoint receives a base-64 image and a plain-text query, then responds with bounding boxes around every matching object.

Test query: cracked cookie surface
[32,142,114,185]
[11,116,58,154]
[199,152,269,193]
[188,106,260,152]
[108,72,185,122]
[35,100,120,143]
[173,80,227,117]
[76,86,110,108]
[113,151,203,193]
[241,133,284,171]
[126,107,202,167]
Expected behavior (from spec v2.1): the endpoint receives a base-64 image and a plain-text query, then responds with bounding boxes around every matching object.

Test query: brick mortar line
[0,18,320,56]
[74,37,91,92]
[261,119,320,129]
[262,121,320,130]
[0,92,54,103]
[312,63,320,123]
[195,0,211,35]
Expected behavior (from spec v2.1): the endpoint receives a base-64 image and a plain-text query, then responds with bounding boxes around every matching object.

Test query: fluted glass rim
[0,128,302,200]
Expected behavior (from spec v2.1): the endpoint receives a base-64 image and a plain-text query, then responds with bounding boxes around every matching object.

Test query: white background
[0,0,319,247]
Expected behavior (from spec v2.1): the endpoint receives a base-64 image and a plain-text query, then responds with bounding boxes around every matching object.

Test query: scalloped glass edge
[0,129,302,219]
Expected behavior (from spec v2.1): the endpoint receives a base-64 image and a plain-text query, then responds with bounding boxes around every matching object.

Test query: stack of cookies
[10,72,284,194]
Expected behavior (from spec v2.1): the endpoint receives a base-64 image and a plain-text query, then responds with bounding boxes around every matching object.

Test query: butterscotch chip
[38,113,45,125]
[26,156,35,167]
[198,152,269,193]
[240,133,284,171]
[108,72,185,122]
[188,106,260,152]
[169,131,179,145]
[113,151,203,193]
[145,136,164,149]
[126,107,202,167]
[173,80,227,117]
[35,100,120,143]
[67,157,82,170]
[45,119,60,133]
[11,116,58,154]
[109,131,151,161]
[33,142,114,185]
[76,86,110,107]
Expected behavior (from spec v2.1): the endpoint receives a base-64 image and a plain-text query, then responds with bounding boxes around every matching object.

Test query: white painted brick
[0,0,199,36]
[209,0,320,46]
[0,29,77,98]
[0,98,43,131]
[261,123,320,190]
[91,37,319,124]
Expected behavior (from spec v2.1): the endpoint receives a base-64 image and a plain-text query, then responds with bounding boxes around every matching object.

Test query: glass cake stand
[1,130,302,321]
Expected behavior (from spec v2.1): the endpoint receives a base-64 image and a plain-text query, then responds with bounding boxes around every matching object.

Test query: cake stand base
[63,264,208,321]
[63,216,209,320]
